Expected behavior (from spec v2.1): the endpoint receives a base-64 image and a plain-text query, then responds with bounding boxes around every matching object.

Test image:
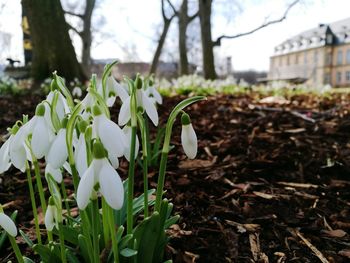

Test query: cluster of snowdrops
[0,61,204,263]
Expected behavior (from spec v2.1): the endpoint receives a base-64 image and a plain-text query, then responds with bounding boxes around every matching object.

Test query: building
[269,17,350,87]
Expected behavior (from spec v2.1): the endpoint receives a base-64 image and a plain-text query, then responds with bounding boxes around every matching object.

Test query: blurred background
[1,0,350,88]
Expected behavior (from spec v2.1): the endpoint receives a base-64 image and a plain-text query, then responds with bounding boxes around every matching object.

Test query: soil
[1,93,350,262]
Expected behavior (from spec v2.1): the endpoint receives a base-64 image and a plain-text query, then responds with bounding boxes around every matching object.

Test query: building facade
[269,18,350,87]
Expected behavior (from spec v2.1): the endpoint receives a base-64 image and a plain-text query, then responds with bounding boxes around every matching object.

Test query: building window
[324,73,331,84]
[314,50,319,65]
[346,71,350,82]
[326,53,332,66]
[336,71,342,84]
[337,50,343,65]
[326,34,333,44]
[346,49,350,64]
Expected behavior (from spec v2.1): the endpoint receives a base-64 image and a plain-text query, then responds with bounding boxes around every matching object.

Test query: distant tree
[22,0,85,82]
[149,0,177,75]
[64,0,96,76]
[198,0,300,79]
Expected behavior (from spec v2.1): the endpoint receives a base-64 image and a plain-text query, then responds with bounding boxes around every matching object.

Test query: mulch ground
[1,92,350,262]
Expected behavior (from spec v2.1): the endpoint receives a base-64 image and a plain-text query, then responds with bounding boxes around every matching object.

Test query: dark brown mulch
[1,93,350,262]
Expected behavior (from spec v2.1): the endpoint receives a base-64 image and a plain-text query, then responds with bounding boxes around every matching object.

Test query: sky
[1,0,350,72]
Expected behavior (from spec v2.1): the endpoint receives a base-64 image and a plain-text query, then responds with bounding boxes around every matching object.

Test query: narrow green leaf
[19,229,34,248]
[120,248,138,257]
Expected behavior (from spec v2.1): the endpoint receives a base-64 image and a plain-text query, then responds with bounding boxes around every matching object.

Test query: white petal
[9,146,26,172]
[96,115,126,157]
[0,213,17,237]
[63,162,72,175]
[118,96,131,126]
[44,206,55,231]
[31,117,51,159]
[98,159,124,209]
[47,129,67,169]
[181,124,197,159]
[107,76,129,102]
[77,163,96,210]
[142,92,158,126]
[75,134,88,177]
[0,139,11,173]
[108,153,119,169]
[106,96,117,107]
[10,119,34,151]
[45,164,63,183]
[150,86,163,104]
[122,126,139,161]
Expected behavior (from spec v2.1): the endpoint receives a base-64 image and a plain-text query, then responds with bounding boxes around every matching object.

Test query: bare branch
[66,22,83,36]
[188,10,199,22]
[64,9,84,19]
[161,0,178,21]
[213,0,299,47]
[165,0,178,16]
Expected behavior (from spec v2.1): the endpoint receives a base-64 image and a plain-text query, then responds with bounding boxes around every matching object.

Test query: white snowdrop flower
[118,81,158,126]
[74,121,88,177]
[122,125,139,162]
[72,87,82,98]
[104,76,129,107]
[0,138,11,174]
[145,85,162,105]
[45,163,63,184]
[47,91,70,121]
[77,141,124,210]
[0,212,17,237]
[47,119,68,169]
[181,113,197,159]
[92,105,126,159]
[44,198,59,231]
[31,104,54,159]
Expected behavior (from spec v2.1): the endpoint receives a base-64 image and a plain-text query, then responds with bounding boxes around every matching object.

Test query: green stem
[101,199,110,247]
[9,235,24,263]
[92,200,100,263]
[61,182,71,219]
[58,224,67,263]
[127,126,137,235]
[154,152,168,212]
[25,162,41,245]
[142,157,149,218]
[107,205,119,263]
[80,210,94,260]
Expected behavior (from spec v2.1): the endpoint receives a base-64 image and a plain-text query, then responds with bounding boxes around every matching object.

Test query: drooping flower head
[44,197,60,231]
[181,113,197,159]
[0,209,17,237]
[77,141,124,210]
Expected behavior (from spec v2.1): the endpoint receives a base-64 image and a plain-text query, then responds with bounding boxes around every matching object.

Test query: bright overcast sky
[1,0,350,71]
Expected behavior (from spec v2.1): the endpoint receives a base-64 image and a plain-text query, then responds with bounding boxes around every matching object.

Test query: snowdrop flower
[46,90,70,121]
[47,118,68,169]
[92,105,126,161]
[44,197,59,231]
[72,87,82,98]
[0,211,17,237]
[181,113,197,159]
[31,104,54,159]
[145,84,162,105]
[0,138,11,173]
[122,125,139,161]
[118,79,158,126]
[104,75,129,107]
[45,164,63,184]
[74,121,88,177]
[77,141,124,210]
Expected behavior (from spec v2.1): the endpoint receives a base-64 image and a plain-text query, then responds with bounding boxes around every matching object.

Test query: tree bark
[22,0,85,83]
[198,0,216,79]
[178,0,189,75]
[80,0,95,76]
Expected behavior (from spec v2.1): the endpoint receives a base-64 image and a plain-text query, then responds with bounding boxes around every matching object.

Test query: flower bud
[35,103,46,116]
[93,141,107,159]
[78,120,88,134]
[181,113,191,126]
[135,75,142,90]
[92,104,102,116]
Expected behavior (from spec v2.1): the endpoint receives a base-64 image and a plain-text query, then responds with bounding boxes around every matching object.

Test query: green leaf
[19,229,34,248]
[23,257,35,263]
[53,73,74,109]
[120,248,138,258]
[52,225,79,245]
[66,249,80,263]
[78,234,93,263]
[87,88,110,118]
[33,244,61,263]
[164,215,180,229]
[102,60,118,100]
[119,234,133,249]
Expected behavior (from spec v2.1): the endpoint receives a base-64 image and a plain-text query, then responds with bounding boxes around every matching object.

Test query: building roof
[273,17,350,55]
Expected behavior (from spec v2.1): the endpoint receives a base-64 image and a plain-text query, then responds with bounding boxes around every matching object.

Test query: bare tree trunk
[81,0,95,76]
[198,0,216,79]
[150,20,172,74]
[22,0,85,82]
[178,0,189,75]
